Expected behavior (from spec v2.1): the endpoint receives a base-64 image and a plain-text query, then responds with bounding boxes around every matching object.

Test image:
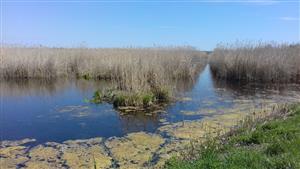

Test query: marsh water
[1,65,300,144]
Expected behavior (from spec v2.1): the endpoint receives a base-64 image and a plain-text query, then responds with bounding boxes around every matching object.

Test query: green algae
[105,132,165,169]
[153,139,192,169]
[61,138,112,169]
[0,146,29,169]
[0,100,290,169]
[0,138,112,169]
[0,138,36,147]
[26,145,64,169]
[59,105,89,113]
[62,145,111,169]
[57,105,92,118]
[201,100,216,106]
[178,97,193,102]
[29,145,60,161]
[0,139,35,169]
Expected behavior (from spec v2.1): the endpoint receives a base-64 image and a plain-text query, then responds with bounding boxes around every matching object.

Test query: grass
[209,41,300,83]
[166,104,300,169]
[1,45,207,92]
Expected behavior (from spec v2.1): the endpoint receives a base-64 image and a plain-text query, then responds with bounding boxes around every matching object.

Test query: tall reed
[1,45,207,92]
[209,42,300,83]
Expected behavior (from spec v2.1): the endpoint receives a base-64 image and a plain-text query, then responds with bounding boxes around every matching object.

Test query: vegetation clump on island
[1,46,207,110]
[166,103,300,169]
[90,86,171,111]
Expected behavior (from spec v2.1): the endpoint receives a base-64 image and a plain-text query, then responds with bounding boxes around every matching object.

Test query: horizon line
[2,0,299,3]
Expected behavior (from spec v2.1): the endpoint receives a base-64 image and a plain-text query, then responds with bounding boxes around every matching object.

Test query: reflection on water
[1,65,299,144]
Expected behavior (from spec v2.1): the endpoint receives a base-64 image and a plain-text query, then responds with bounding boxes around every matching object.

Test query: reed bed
[1,45,207,92]
[209,42,300,83]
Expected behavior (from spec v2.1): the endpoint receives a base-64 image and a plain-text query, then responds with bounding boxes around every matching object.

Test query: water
[1,65,300,144]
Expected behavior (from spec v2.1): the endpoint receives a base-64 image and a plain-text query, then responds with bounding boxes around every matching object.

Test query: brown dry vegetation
[209,42,300,83]
[0,45,207,92]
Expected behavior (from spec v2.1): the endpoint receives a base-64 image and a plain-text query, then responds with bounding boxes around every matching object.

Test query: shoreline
[1,102,295,169]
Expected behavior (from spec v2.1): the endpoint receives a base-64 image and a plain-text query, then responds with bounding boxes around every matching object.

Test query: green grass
[166,104,300,169]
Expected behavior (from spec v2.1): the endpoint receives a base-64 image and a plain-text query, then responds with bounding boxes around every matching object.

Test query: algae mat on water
[0,103,284,169]
[0,138,112,169]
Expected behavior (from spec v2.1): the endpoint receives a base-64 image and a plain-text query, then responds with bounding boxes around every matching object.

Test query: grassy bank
[210,42,300,83]
[166,104,300,169]
[1,46,207,92]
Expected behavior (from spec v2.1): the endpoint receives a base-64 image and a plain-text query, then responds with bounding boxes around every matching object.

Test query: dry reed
[209,41,300,83]
[0,45,207,92]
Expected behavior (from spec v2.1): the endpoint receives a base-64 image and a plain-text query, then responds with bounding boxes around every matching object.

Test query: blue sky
[1,0,299,50]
